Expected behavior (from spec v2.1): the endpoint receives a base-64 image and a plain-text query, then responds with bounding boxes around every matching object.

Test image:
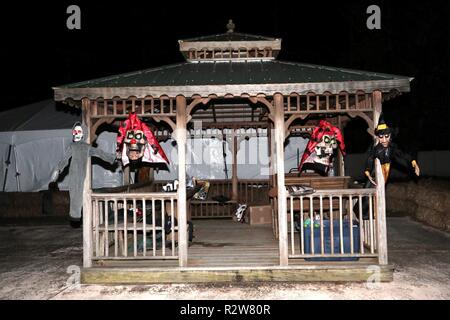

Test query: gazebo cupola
[179,20,282,62]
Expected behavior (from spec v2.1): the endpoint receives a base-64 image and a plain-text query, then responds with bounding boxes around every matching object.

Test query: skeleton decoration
[51,122,116,219]
[235,204,247,223]
[298,120,346,176]
[116,113,169,167]
[72,124,84,142]
[162,179,179,192]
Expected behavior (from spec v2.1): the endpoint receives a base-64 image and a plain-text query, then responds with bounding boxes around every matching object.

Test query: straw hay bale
[386,180,450,232]
[0,192,42,218]
[416,206,444,230]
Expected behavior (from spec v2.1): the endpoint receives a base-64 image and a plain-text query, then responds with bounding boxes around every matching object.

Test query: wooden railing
[91,97,176,118]
[91,192,178,260]
[287,189,378,260]
[190,201,237,219]
[189,179,270,218]
[284,91,373,114]
[112,179,270,221]
[238,180,271,205]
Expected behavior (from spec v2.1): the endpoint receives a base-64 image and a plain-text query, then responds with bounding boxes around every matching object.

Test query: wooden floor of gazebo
[82,219,393,284]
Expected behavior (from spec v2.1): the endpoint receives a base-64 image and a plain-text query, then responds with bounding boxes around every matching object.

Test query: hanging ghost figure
[298,120,346,176]
[51,122,116,220]
[116,113,169,167]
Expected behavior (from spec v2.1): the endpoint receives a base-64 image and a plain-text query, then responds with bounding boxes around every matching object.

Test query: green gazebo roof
[54,24,412,100]
[54,59,412,100]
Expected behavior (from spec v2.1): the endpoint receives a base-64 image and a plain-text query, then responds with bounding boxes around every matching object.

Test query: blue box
[303,220,360,261]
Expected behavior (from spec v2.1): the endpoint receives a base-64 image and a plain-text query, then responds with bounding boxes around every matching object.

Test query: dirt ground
[0,216,449,300]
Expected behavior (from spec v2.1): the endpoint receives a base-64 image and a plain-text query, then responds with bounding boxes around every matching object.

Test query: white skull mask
[315,134,337,158]
[124,129,146,161]
[72,125,84,142]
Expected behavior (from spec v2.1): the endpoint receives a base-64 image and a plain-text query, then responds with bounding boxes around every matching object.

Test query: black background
[1,0,449,153]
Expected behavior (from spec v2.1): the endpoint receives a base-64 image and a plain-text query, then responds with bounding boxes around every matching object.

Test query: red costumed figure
[117,113,169,167]
[298,120,346,176]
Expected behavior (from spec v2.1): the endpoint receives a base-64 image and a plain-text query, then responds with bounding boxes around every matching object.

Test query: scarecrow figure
[51,122,116,220]
[298,120,346,176]
[364,115,420,186]
[356,115,420,219]
[116,113,169,167]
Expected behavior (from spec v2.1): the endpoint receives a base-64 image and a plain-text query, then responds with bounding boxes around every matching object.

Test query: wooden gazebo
[53,24,412,283]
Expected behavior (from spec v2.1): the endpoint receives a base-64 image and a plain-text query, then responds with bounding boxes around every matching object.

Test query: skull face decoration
[124,129,146,161]
[72,123,84,142]
[314,134,337,165]
[117,113,169,167]
[298,120,345,176]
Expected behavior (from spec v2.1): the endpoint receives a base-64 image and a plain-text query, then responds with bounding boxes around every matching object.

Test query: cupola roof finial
[226,19,235,33]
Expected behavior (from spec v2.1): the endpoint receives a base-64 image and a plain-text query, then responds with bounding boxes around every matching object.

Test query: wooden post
[337,115,345,176]
[123,166,130,185]
[231,128,238,201]
[82,98,93,268]
[373,90,382,132]
[268,123,276,188]
[373,90,388,265]
[375,159,388,264]
[274,93,288,266]
[268,124,276,237]
[137,166,151,183]
[176,95,188,267]
[149,168,155,182]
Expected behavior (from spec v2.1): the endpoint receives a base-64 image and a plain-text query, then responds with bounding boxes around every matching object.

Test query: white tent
[0,100,122,192]
[154,133,308,181]
[0,99,318,191]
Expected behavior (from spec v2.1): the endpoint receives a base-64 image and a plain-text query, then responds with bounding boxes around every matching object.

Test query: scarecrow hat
[375,114,392,135]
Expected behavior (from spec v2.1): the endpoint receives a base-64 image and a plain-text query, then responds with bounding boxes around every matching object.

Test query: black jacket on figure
[365,142,414,176]
[356,142,416,219]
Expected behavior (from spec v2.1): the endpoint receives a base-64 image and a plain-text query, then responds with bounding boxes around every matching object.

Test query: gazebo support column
[231,129,238,201]
[268,123,277,238]
[176,95,188,267]
[373,90,388,265]
[82,98,93,268]
[337,115,345,176]
[274,93,288,266]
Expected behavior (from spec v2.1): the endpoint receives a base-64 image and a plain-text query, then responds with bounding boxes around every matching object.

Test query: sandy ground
[0,216,449,300]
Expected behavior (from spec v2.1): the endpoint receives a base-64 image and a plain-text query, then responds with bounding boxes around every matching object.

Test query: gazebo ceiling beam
[153,115,177,132]
[192,114,262,120]
[186,97,213,123]
[212,104,217,122]
[191,115,258,120]
[195,121,269,128]
[193,108,259,114]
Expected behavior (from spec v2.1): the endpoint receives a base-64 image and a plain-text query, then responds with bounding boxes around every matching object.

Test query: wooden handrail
[286,188,376,197]
[92,192,177,199]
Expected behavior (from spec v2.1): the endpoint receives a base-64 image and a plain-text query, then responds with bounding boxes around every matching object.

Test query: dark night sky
[1,0,449,152]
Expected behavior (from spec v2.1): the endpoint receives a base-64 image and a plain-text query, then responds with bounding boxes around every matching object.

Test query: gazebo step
[81,264,394,284]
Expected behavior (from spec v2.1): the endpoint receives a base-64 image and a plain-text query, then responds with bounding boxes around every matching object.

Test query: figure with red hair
[298,120,346,176]
[117,113,169,167]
